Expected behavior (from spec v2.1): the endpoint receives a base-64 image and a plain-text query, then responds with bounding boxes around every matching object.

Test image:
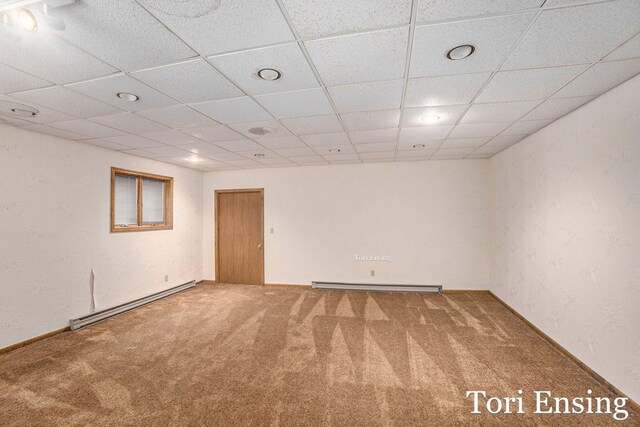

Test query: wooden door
[215,189,264,285]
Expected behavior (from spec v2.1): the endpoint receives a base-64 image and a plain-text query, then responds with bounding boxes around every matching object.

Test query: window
[111,168,173,232]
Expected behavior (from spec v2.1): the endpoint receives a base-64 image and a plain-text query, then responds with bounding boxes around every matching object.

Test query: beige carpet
[0,284,636,426]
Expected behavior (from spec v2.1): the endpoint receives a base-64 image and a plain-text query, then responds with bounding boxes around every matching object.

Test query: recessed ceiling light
[328,148,341,153]
[18,9,37,32]
[254,153,265,157]
[248,127,276,136]
[412,144,426,149]
[446,44,475,60]
[9,107,38,117]
[116,92,139,102]
[421,115,440,125]
[257,68,282,81]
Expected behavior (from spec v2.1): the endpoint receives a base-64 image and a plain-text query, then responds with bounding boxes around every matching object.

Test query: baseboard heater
[312,281,442,293]
[69,280,196,330]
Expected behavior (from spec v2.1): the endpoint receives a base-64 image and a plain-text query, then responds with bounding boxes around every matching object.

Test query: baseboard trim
[488,291,639,412]
[197,280,216,285]
[442,289,490,294]
[0,327,70,355]
[265,283,310,288]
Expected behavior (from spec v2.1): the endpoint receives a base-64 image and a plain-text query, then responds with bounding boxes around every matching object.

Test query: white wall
[202,160,491,289]
[489,74,640,402]
[0,125,203,349]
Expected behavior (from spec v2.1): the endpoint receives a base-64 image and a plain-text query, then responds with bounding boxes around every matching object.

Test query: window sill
[111,225,173,233]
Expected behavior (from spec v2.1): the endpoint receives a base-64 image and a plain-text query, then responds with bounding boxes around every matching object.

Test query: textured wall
[202,160,491,290]
[489,74,640,403]
[0,125,203,349]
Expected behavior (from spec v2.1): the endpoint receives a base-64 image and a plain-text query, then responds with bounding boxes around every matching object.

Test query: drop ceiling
[0,0,639,171]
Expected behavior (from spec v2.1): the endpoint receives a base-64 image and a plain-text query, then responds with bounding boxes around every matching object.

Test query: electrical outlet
[164,275,169,283]
[370,270,375,277]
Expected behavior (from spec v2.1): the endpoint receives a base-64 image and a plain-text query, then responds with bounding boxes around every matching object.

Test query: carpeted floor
[0,284,637,426]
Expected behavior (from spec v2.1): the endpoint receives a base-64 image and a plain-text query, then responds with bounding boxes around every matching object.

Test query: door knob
[258,243,262,249]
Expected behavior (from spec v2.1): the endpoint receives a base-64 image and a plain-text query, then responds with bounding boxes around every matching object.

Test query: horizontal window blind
[142,178,164,225]
[114,174,138,225]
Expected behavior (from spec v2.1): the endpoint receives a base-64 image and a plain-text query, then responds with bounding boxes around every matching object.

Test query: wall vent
[70,280,196,330]
[312,281,442,293]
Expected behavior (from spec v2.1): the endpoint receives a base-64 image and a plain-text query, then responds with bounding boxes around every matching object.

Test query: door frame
[214,188,265,286]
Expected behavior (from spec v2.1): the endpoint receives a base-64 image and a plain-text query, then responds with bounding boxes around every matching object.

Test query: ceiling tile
[290,155,327,164]
[399,126,452,143]
[281,115,343,134]
[605,33,640,61]
[416,0,543,23]
[411,14,533,78]
[104,134,164,149]
[502,119,553,136]
[237,150,281,160]
[203,151,245,162]
[256,157,294,166]
[138,0,294,55]
[552,59,640,98]
[227,159,265,168]
[305,28,409,86]
[136,105,219,129]
[138,145,192,158]
[396,149,433,158]
[324,153,360,162]
[473,145,508,155]
[476,65,586,103]
[521,96,594,121]
[0,63,51,95]
[486,135,527,147]
[119,148,157,159]
[49,119,126,138]
[90,113,169,134]
[275,147,316,157]
[340,110,401,131]
[281,0,410,38]
[132,59,242,103]
[349,128,398,144]
[503,1,640,69]
[0,98,75,124]
[0,26,116,85]
[461,101,541,124]
[213,139,265,152]
[66,74,177,112]
[140,130,203,146]
[436,147,476,156]
[440,138,490,149]
[355,141,397,153]
[0,114,32,127]
[300,132,350,146]
[359,151,396,160]
[431,154,464,160]
[81,139,129,151]
[255,87,334,119]
[466,154,493,159]
[228,120,292,139]
[20,123,89,140]
[177,142,227,155]
[181,126,244,143]
[11,86,123,118]
[405,73,491,107]
[328,80,403,113]
[449,123,510,139]
[56,0,196,71]
[191,97,272,123]
[253,136,306,150]
[209,43,319,95]
[402,105,467,127]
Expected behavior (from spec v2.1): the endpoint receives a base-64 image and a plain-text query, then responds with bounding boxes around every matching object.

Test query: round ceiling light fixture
[116,92,139,102]
[257,68,282,81]
[254,153,265,157]
[18,9,37,32]
[446,44,475,60]
[421,115,440,125]
[248,126,276,136]
[412,144,426,149]
[9,107,38,117]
